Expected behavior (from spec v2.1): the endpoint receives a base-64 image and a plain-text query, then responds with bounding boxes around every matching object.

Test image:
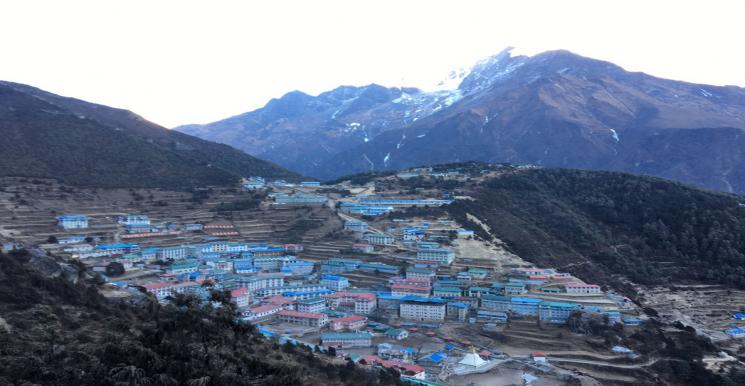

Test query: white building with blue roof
[57,215,88,230]
[321,275,350,291]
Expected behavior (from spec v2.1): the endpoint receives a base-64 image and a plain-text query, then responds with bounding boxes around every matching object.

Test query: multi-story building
[296,297,326,313]
[321,332,372,348]
[277,310,329,327]
[400,299,446,322]
[156,246,193,261]
[252,255,297,271]
[358,262,399,274]
[433,286,462,298]
[406,267,436,281]
[446,302,470,321]
[167,260,199,275]
[273,194,327,205]
[416,247,455,265]
[243,304,282,322]
[327,292,376,314]
[243,176,266,190]
[358,199,453,207]
[351,244,374,254]
[565,283,602,294]
[300,181,321,187]
[255,284,327,298]
[539,302,582,323]
[283,260,314,276]
[344,221,369,232]
[94,243,140,257]
[480,295,511,312]
[234,274,285,293]
[230,288,252,308]
[391,284,431,298]
[57,215,89,230]
[329,315,367,331]
[510,297,542,316]
[118,214,150,226]
[363,233,394,246]
[320,275,350,291]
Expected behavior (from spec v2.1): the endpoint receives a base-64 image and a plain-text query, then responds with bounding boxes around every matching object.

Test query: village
[1,167,741,386]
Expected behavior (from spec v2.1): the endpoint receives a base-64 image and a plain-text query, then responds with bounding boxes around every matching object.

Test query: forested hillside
[0,250,400,386]
[446,168,745,291]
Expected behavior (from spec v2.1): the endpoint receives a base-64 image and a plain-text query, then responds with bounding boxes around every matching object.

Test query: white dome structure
[458,348,487,367]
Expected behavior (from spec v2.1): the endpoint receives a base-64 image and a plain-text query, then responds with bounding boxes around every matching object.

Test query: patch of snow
[484,116,489,124]
[362,154,375,170]
[383,152,391,166]
[610,128,620,142]
[557,67,570,74]
[700,88,713,97]
[417,133,426,138]
[412,117,419,122]
[331,109,341,119]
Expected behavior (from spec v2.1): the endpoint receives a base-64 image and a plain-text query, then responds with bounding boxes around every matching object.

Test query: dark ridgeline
[0,81,299,189]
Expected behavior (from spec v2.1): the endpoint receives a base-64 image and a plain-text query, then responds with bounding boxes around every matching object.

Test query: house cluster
[243,176,322,191]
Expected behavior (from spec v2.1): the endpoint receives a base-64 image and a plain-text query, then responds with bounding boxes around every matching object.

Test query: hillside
[439,166,745,292]
[177,49,745,194]
[0,249,401,386]
[0,81,298,188]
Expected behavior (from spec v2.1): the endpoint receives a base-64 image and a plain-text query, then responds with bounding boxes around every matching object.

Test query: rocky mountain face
[0,81,298,188]
[176,49,745,193]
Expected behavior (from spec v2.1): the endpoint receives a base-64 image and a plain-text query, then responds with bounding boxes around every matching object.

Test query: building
[327,292,376,314]
[392,284,431,298]
[296,297,326,313]
[118,214,150,226]
[243,177,266,189]
[300,181,321,187]
[167,260,199,275]
[94,243,140,256]
[255,284,327,298]
[184,223,203,231]
[402,228,426,241]
[283,260,314,276]
[385,328,409,340]
[156,246,193,261]
[510,297,542,316]
[400,299,446,322]
[231,288,251,308]
[273,194,327,205]
[235,274,285,293]
[539,301,582,323]
[330,315,367,331]
[57,215,88,230]
[480,295,511,312]
[416,247,455,265]
[344,221,369,232]
[252,255,297,271]
[476,309,508,323]
[277,310,329,327]
[243,304,282,322]
[358,262,399,274]
[565,283,602,294]
[433,287,462,298]
[322,258,362,272]
[321,275,350,291]
[406,267,435,281]
[321,332,373,348]
[457,229,475,238]
[57,235,86,245]
[446,302,470,321]
[363,233,395,246]
[358,199,453,207]
[351,243,374,253]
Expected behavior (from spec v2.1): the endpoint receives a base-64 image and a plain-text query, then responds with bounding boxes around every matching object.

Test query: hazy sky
[1,0,743,127]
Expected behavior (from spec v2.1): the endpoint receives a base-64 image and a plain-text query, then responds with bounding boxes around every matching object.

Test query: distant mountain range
[176,49,745,194]
[0,81,298,188]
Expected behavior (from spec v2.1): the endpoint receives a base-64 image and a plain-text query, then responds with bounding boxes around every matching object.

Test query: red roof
[332,315,367,324]
[359,356,424,375]
[565,283,600,288]
[278,309,326,319]
[392,284,431,291]
[231,288,249,298]
[531,351,546,357]
[249,305,281,314]
[263,295,296,305]
[352,243,372,247]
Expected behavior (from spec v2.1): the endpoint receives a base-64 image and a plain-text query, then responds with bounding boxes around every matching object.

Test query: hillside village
[1,165,743,386]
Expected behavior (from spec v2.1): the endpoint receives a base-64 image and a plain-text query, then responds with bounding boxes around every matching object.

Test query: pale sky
[1,0,743,127]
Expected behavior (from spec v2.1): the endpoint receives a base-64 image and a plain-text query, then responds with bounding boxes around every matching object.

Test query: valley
[2,164,744,385]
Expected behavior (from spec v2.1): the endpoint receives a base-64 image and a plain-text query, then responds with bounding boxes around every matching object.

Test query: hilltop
[0,81,299,188]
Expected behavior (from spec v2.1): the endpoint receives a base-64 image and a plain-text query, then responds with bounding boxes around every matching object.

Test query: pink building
[330,315,368,331]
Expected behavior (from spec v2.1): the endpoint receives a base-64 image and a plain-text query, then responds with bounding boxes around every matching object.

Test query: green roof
[433,287,462,293]
[540,301,581,308]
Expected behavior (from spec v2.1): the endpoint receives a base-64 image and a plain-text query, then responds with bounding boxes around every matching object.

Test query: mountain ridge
[0,81,299,188]
[176,49,745,194]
